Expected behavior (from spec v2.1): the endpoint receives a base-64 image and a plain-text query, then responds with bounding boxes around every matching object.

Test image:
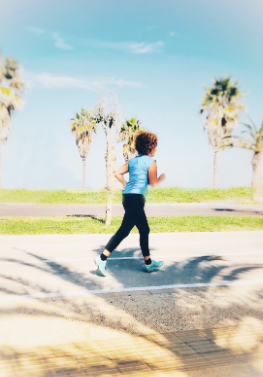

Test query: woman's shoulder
[144,155,155,164]
[129,155,155,165]
[138,154,155,161]
[138,155,155,168]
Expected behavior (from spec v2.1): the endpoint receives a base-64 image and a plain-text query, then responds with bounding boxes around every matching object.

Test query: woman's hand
[148,162,166,187]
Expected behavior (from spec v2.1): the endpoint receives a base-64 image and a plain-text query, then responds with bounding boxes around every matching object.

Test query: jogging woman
[94,131,165,277]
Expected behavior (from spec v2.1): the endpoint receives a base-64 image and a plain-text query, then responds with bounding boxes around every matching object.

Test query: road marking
[1,251,263,265]
[1,279,263,302]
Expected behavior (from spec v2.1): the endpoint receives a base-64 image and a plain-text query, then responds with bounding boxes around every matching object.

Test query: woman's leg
[94,213,138,276]
[103,194,144,255]
[94,194,161,276]
[104,209,138,253]
[135,210,150,259]
[135,209,164,271]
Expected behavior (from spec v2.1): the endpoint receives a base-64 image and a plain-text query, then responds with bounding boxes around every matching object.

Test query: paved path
[1,202,263,217]
[1,231,263,295]
[1,232,263,376]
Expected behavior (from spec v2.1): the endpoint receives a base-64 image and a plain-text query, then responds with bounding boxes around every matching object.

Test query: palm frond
[222,135,241,141]
[241,130,256,140]
[218,137,256,151]
[0,86,11,96]
[246,115,257,131]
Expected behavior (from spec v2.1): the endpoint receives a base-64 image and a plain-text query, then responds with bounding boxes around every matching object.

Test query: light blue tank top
[123,155,155,196]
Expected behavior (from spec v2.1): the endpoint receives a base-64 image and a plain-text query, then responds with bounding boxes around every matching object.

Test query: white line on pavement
[1,251,263,265]
[1,279,263,302]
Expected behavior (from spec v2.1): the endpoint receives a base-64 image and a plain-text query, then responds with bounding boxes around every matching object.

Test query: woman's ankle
[145,258,152,265]
[100,253,108,261]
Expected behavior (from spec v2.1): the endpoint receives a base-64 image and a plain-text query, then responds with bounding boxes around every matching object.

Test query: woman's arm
[114,162,129,188]
[148,161,165,187]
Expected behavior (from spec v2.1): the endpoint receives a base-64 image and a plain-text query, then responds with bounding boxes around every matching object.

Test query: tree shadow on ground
[66,214,105,223]
[214,208,263,216]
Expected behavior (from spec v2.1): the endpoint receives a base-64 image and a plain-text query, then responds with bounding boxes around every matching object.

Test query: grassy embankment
[0,187,254,204]
[1,216,263,235]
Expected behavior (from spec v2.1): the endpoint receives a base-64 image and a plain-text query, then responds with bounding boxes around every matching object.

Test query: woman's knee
[116,226,131,239]
[140,225,150,235]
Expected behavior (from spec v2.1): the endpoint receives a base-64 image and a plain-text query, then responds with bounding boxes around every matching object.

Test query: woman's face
[149,146,157,156]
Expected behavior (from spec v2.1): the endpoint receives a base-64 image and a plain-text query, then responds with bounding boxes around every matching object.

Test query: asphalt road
[1,202,263,217]
[1,232,263,376]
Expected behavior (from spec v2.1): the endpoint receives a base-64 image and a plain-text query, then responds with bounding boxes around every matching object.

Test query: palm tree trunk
[213,149,219,188]
[0,145,2,189]
[82,157,86,190]
[105,189,113,226]
[105,131,111,225]
[104,130,117,225]
[251,152,263,202]
[109,145,117,190]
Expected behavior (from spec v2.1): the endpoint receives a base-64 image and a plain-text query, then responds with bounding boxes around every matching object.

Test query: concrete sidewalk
[1,202,263,217]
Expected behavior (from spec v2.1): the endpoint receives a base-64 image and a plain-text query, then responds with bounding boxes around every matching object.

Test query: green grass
[147,187,253,203]
[1,216,262,235]
[0,187,254,204]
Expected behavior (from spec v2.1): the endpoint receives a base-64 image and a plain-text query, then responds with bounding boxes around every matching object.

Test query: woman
[94,131,165,277]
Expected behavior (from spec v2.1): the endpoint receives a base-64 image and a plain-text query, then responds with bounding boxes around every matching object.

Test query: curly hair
[135,132,158,155]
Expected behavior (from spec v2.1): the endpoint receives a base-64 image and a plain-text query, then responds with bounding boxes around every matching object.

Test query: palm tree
[200,77,244,188]
[71,109,97,189]
[220,119,263,202]
[118,117,145,161]
[93,95,122,225]
[0,54,26,188]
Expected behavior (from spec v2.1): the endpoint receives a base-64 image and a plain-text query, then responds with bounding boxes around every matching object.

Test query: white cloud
[83,40,164,54]
[169,32,176,37]
[27,72,143,91]
[53,33,73,50]
[27,27,45,34]
[129,41,164,54]
[131,42,164,54]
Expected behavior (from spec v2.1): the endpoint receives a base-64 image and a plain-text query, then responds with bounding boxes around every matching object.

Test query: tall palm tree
[220,119,263,201]
[93,95,122,225]
[118,117,145,161]
[71,109,97,189]
[0,54,26,188]
[200,77,244,188]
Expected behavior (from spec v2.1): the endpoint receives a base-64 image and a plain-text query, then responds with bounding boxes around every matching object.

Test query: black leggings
[105,194,150,257]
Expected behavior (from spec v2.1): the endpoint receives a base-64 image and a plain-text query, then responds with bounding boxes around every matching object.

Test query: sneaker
[145,260,164,273]
[94,255,107,277]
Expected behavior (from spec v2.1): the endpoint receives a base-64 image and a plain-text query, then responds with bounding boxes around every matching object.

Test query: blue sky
[1,0,263,189]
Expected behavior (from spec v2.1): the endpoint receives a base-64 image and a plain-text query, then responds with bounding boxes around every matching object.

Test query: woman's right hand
[158,174,166,182]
